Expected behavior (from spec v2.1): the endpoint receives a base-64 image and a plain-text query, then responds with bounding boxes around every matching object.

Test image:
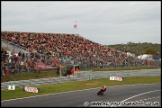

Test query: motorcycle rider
[98,85,107,95]
[101,85,107,92]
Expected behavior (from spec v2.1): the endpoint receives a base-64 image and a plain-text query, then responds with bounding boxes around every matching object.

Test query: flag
[74,22,78,29]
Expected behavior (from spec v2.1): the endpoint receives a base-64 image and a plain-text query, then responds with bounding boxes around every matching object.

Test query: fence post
[37,59,38,73]
[59,64,62,77]
[74,65,76,76]
[7,41,9,49]
[45,56,46,72]
[18,61,20,74]
[27,66,29,74]
[89,72,92,80]
[147,59,149,68]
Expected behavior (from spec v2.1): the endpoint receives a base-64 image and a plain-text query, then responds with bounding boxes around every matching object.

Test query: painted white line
[142,96,160,101]
[1,87,101,102]
[121,90,161,102]
[114,90,161,107]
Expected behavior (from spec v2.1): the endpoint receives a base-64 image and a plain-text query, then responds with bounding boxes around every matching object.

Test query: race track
[1,84,161,107]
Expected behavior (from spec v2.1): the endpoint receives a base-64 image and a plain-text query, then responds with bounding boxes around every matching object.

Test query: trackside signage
[110,76,122,81]
[8,81,15,90]
[8,85,15,90]
[24,86,39,93]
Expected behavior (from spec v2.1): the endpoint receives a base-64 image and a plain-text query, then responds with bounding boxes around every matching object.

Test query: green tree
[144,48,158,55]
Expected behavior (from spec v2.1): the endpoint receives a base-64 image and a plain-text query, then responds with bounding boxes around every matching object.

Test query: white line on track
[121,90,161,102]
[141,96,160,101]
[112,90,161,107]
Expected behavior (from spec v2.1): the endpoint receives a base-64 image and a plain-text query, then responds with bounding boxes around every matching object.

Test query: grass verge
[1,71,59,82]
[1,76,160,101]
[1,66,160,82]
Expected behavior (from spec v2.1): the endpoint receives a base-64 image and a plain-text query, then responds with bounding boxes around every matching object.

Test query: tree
[127,41,135,45]
[143,48,158,55]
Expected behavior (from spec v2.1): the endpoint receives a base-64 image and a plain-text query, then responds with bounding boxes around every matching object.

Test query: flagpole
[75,20,77,35]
[73,20,77,35]
[73,21,74,35]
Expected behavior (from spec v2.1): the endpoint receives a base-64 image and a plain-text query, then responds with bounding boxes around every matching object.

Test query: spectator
[1,31,142,70]
[71,67,74,76]
[1,61,5,76]
[100,62,103,68]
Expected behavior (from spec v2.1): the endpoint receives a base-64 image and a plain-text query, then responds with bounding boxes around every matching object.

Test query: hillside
[107,42,161,57]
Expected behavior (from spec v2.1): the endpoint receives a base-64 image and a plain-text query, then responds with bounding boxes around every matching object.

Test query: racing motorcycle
[97,86,106,95]
[97,89,104,95]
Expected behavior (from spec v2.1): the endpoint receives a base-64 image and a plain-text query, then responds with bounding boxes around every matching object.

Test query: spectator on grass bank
[100,62,103,68]
[1,61,5,76]
[19,61,24,73]
[71,67,74,76]
[76,67,80,72]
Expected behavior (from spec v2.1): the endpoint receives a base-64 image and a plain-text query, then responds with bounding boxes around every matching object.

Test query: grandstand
[1,31,155,75]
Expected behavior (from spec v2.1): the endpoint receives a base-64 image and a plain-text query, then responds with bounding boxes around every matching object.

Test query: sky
[1,1,161,45]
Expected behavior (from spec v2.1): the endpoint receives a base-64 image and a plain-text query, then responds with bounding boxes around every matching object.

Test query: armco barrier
[1,69,160,90]
[1,76,82,90]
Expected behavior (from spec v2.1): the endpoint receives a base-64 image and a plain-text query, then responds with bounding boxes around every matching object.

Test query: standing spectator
[18,51,21,56]
[25,60,29,73]
[1,61,5,76]
[71,67,74,76]
[100,62,103,68]
[5,51,9,60]
[19,61,24,73]
[21,52,25,60]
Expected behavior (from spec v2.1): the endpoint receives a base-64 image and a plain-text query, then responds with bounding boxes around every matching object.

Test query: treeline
[107,42,161,57]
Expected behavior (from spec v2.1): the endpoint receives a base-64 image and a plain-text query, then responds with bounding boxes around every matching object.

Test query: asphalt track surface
[1,84,161,107]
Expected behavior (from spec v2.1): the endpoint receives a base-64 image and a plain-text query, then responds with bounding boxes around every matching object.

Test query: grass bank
[1,66,160,82]
[1,71,59,82]
[1,76,160,101]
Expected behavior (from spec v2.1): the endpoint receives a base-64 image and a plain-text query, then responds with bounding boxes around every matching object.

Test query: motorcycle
[97,89,104,95]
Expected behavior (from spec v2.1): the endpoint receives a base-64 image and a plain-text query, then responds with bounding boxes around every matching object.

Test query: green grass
[91,66,160,71]
[1,66,160,82]
[1,71,59,82]
[1,76,160,101]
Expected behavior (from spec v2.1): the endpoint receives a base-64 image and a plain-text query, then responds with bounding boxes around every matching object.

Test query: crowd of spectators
[1,31,144,76]
[1,47,29,76]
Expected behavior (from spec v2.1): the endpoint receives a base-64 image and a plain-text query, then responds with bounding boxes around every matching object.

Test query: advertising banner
[8,85,15,90]
[24,86,39,93]
[110,76,122,81]
[8,81,15,90]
